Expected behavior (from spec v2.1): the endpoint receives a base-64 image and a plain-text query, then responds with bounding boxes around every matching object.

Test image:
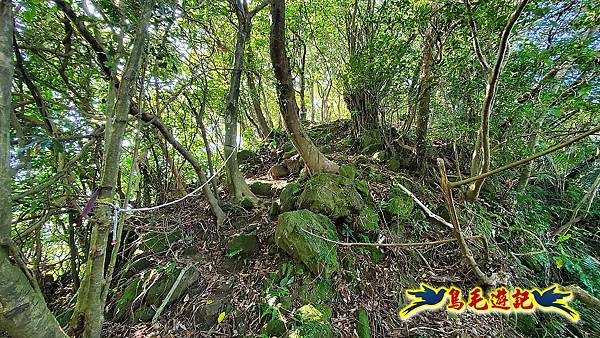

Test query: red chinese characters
[446,287,465,312]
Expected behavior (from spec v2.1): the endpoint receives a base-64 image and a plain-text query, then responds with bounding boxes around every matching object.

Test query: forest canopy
[0,0,599,337]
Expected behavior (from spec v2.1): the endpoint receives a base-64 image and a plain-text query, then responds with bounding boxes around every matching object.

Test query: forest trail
[50,121,529,337]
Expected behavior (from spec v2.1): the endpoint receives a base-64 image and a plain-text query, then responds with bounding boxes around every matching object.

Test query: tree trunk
[310,80,316,122]
[414,24,436,170]
[246,66,271,138]
[297,37,307,121]
[270,0,338,175]
[224,1,257,203]
[466,0,529,201]
[0,1,68,336]
[68,3,152,337]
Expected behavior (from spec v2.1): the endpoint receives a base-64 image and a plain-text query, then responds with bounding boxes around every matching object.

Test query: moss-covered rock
[279,182,302,212]
[237,149,256,164]
[139,230,183,253]
[145,266,200,310]
[226,234,259,257]
[132,306,155,323]
[284,156,303,175]
[298,304,324,322]
[292,304,335,338]
[383,192,414,220]
[193,285,232,329]
[357,308,371,338]
[240,197,256,210]
[264,318,287,337]
[122,253,153,279]
[297,173,365,220]
[361,129,383,155]
[387,158,401,172]
[250,181,275,197]
[113,276,144,322]
[275,210,340,278]
[298,277,335,305]
[339,164,357,180]
[269,201,281,219]
[353,207,379,235]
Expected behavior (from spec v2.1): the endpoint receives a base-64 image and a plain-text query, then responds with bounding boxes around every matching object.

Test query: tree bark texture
[270,0,338,175]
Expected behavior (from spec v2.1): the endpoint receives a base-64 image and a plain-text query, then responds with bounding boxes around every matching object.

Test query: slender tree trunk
[224,1,257,203]
[270,0,338,175]
[246,67,271,138]
[0,1,68,336]
[298,37,307,121]
[56,0,224,222]
[257,73,273,129]
[310,80,316,122]
[466,0,529,201]
[414,24,436,170]
[69,3,152,337]
[184,91,220,198]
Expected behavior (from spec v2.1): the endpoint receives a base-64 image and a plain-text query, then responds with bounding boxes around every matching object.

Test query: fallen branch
[152,266,190,323]
[394,182,454,229]
[438,158,493,286]
[565,285,600,309]
[301,228,484,249]
[449,124,600,188]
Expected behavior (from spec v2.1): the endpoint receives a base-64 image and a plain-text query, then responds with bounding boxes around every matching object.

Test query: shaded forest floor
[47,120,597,337]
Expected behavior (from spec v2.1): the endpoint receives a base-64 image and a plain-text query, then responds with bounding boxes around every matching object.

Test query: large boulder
[279,182,302,212]
[250,181,274,197]
[297,173,365,220]
[113,265,201,323]
[275,210,340,277]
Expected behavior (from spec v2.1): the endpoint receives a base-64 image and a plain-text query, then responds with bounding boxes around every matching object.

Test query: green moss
[269,202,281,219]
[357,308,371,338]
[298,277,335,305]
[264,318,287,337]
[113,276,143,322]
[315,304,333,321]
[275,210,340,277]
[387,158,401,172]
[280,182,302,212]
[298,304,323,322]
[361,129,384,155]
[383,193,414,220]
[251,181,274,196]
[227,234,259,257]
[132,306,155,323]
[297,173,365,219]
[339,164,357,180]
[514,314,539,336]
[145,266,201,309]
[366,247,384,263]
[292,303,335,338]
[354,207,379,235]
[139,230,183,253]
[122,253,153,279]
[240,197,255,209]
